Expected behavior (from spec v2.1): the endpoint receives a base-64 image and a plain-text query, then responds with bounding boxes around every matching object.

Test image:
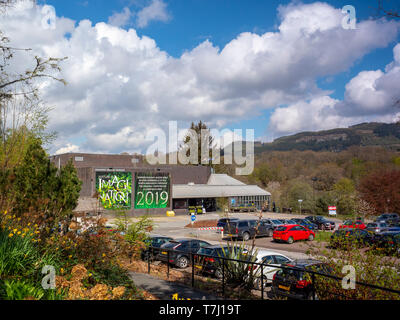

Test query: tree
[359,169,400,214]
[332,178,357,215]
[1,1,66,168]
[3,136,81,232]
[181,121,216,165]
[376,0,400,19]
[281,179,313,213]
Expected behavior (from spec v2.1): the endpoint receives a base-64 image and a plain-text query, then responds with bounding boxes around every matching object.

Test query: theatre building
[50,153,271,216]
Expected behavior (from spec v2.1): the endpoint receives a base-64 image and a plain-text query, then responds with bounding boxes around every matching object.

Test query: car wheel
[255,276,268,290]
[308,234,314,241]
[177,256,189,269]
[214,268,223,280]
[242,232,250,241]
[287,236,294,244]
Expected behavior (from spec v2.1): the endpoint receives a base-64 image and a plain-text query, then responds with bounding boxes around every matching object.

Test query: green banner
[134,172,170,209]
[96,171,132,210]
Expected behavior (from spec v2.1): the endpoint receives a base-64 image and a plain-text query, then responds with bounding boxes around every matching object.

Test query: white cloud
[108,7,134,28]
[55,143,80,155]
[269,43,400,137]
[1,2,399,154]
[136,0,171,28]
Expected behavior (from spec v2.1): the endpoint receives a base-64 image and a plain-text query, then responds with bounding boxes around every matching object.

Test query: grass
[314,231,333,243]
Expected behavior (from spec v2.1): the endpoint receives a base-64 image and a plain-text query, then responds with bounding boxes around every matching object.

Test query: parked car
[270,259,333,300]
[372,232,400,256]
[338,220,366,230]
[216,218,239,231]
[305,216,336,230]
[224,219,274,241]
[157,238,211,268]
[193,244,250,279]
[141,235,173,260]
[281,219,298,225]
[366,222,391,234]
[253,250,293,289]
[262,219,285,229]
[376,213,400,226]
[291,218,318,231]
[273,224,315,244]
[329,228,375,249]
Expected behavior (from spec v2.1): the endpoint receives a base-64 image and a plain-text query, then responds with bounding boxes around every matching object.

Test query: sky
[1,0,400,155]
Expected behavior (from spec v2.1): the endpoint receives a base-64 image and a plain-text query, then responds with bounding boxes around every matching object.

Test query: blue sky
[5,0,399,153]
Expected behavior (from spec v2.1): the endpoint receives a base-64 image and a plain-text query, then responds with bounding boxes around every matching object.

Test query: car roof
[172,238,195,242]
[202,244,229,249]
[256,249,290,259]
[287,259,323,267]
[150,234,173,239]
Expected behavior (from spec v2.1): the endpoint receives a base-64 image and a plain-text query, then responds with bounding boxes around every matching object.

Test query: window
[262,256,275,264]
[199,241,210,248]
[274,255,291,265]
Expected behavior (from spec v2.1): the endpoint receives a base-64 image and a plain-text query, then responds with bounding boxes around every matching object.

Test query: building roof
[207,174,246,186]
[172,184,270,199]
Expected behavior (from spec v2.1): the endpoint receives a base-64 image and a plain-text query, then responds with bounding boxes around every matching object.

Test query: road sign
[191,213,196,222]
[328,206,337,216]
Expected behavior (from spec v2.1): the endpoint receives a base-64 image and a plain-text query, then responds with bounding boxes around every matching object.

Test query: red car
[273,224,315,244]
[338,220,366,230]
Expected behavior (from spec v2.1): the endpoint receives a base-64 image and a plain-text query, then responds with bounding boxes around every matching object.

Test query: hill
[228,122,400,154]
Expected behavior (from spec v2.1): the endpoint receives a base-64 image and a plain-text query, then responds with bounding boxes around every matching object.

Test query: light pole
[298,199,303,215]
[311,177,317,214]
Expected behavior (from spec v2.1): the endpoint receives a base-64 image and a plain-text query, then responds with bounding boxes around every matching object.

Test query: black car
[305,216,335,230]
[372,232,400,256]
[141,235,173,260]
[292,218,318,231]
[270,259,332,300]
[224,219,274,241]
[193,244,249,279]
[329,228,375,249]
[376,213,400,226]
[216,218,240,230]
[157,238,211,268]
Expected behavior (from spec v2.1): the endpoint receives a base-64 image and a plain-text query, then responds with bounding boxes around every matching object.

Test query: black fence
[143,245,400,300]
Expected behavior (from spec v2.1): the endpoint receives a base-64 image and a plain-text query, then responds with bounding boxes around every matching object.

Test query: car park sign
[328,206,337,216]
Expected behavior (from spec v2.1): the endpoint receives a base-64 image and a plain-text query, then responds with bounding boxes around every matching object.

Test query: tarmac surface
[129,272,222,300]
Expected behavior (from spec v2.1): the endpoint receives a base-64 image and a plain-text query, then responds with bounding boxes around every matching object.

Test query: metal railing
[143,245,400,300]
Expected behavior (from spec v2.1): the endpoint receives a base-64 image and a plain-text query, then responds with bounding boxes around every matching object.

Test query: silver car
[366,222,389,234]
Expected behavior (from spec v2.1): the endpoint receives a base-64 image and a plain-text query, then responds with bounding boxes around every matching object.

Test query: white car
[253,250,293,289]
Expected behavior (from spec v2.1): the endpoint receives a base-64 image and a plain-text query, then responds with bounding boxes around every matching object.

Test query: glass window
[262,256,275,264]
[274,255,291,264]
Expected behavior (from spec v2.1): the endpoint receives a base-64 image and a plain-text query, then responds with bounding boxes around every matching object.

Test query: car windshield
[197,247,215,256]
[272,220,282,224]
[367,223,377,228]
[152,237,171,245]
[276,226,287,231]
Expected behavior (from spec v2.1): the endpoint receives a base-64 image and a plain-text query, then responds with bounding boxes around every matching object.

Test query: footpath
[129,272,222,300]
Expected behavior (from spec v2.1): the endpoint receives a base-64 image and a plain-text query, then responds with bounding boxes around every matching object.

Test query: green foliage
[310,234,400,300]
[220,241,258,291]
[2,280,45,300]
[115,214,153,256]
[281,179,314,212]
[2,136,81,231]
